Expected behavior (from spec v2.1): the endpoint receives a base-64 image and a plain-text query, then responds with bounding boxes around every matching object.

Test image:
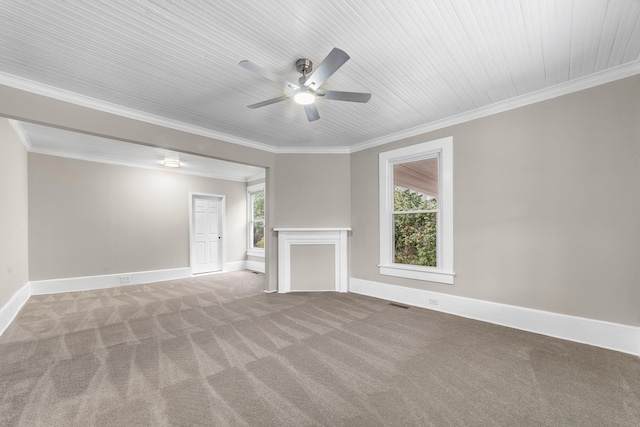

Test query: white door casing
[190,194,224,274]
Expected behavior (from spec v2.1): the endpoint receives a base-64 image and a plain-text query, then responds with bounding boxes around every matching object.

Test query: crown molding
[2,61,638,157]
[350,60,640,153]
[8,119,32,151]
[273,145,351,154]
[0,72,278,153]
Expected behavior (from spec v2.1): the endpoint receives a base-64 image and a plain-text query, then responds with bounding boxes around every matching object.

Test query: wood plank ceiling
[1,0,639,151]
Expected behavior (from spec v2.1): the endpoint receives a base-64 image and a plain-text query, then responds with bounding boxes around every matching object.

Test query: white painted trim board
[0,282,31,336]
[30,268,193,295]
[224,261,248,272]
[247,260,265,273]
[30,263,251,295]
[349,278,640,357]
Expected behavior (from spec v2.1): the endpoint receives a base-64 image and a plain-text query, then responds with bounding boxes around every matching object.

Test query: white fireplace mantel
[274,228,350,293]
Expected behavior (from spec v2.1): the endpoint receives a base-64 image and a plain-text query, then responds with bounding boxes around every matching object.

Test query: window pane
[252,191,264,220]
[393,187,436,211]
[394,213,437,266]
[253,221,265,248]
[393,157,438,210]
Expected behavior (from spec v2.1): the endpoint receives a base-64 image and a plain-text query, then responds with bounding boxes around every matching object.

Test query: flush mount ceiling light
[163,155,181,168]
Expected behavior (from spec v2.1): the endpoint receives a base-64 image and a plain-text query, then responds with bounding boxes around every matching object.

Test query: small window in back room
[247,183,265,256]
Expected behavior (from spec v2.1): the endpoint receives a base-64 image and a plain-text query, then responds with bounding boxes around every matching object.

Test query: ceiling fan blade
[239,60,299,90]
[303,48,350,90]
[317,90,371,103]
[304,104,320,122]
[247,95,290,109]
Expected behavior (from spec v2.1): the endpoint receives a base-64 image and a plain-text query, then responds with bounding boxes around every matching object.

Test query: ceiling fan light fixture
[293,91,315,105]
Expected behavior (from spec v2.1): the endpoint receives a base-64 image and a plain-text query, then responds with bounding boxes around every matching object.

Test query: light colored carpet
[1,270,638,426]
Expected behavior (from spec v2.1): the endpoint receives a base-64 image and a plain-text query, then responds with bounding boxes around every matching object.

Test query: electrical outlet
[119,275,130,284]
[428,298,439,306]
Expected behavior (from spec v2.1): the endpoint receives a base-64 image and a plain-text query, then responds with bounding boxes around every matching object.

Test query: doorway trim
[189,192,226,275]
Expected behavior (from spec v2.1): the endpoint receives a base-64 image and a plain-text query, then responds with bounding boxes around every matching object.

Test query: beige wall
[29,153,247,281]
[351,75,640,326]
[271,153,350,290]
[290,245,335,291]
[274,153,351,228]
[0,119,29,309]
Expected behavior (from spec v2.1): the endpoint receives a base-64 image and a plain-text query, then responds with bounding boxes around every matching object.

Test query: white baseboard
[349,278,640,357]
[224,261,248,272]
[0,282,31,336]
[246,260,265,273]
[30,263,258,295]
[30,267,192,295]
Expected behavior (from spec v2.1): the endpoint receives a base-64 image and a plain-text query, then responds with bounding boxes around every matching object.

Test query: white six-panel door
[191,195,223,274]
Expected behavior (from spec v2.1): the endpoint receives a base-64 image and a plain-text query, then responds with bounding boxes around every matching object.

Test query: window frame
[247,183,265,257]
[378,136,454,284]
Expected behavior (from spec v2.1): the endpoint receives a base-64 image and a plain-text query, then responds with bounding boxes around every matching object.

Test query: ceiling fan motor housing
[295,58,313,75]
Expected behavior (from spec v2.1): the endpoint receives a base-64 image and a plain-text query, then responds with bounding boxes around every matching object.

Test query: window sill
[247,249,265,258]
[379,264,455,285]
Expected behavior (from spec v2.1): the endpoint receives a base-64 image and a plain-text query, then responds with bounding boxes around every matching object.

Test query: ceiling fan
[239,48,371,122]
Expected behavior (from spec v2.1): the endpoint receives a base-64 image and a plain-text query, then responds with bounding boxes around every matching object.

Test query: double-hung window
[379,136,454,284]
[247,183,265,257]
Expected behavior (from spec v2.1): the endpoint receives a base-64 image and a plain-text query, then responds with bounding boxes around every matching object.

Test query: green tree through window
[393,188,437,266]
[251,190,265,248]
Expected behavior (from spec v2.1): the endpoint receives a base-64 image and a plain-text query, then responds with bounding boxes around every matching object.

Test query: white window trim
[247,183,265,258]
[378,136,455,284]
